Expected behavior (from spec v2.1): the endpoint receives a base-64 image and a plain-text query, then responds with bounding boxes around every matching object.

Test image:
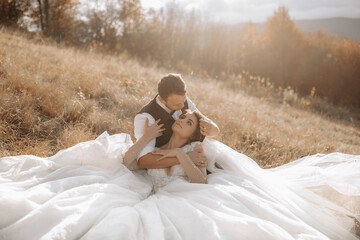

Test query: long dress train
[1,133,359,239]
[0,132,152,239]
[127,139,359,239]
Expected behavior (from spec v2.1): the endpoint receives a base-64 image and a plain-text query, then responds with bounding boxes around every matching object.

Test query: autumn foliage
[1,3,360,106]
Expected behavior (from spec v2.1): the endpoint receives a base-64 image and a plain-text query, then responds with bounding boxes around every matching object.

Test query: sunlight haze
[141,0,360,23]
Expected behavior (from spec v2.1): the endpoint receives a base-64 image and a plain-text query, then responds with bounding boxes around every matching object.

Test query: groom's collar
[156,95,173,114]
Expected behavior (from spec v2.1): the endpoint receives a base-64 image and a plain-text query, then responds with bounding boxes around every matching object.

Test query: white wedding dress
[0,132,359,240]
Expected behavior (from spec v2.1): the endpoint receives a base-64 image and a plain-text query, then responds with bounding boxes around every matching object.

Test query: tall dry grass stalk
[0,28,359,168]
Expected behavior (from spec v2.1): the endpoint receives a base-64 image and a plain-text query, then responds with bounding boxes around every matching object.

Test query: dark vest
[139,95,188,147]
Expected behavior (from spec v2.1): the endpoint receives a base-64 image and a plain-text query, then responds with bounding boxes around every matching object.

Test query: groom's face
[164,94,187,111]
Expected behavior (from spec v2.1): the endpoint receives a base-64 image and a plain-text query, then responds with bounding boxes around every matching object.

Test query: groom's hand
[200,119,219,137]
[187,145,207,168]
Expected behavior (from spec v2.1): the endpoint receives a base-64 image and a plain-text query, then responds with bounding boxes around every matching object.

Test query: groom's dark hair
[158,73,186,100]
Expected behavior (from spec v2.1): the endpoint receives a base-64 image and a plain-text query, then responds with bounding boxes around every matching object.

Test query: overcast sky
[140,0,360,23]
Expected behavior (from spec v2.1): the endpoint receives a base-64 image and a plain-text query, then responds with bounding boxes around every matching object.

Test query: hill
[249,17,360,40]
[295,17,360,40]
[0,28,359,168]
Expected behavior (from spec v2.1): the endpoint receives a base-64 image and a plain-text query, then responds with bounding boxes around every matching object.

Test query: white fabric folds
[0,132,359,240]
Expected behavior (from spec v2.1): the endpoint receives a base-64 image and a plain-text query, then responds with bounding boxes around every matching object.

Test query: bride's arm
[123,119,164,170]
[153,149,207,183]
[123,137,154,170]
[176,149,207,183]
[137,147,207,169]
[137,153,179,169]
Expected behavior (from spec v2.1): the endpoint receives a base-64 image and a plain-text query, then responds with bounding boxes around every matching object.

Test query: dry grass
[1,28,359,168]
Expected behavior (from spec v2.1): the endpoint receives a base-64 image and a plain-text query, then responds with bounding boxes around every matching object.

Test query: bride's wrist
[142,134,154,143]
[175,148,185,158]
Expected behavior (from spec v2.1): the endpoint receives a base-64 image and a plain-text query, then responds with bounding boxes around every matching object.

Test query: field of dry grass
[1,28,359,168]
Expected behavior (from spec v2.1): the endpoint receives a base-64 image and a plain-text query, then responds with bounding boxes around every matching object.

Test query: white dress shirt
[134,96,215,159]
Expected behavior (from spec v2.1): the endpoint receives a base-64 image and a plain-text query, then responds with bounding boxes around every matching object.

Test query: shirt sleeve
[134,113,156,160]
[186,97,217,126]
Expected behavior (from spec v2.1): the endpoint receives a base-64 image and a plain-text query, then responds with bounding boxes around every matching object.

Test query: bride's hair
[181,109,205,143]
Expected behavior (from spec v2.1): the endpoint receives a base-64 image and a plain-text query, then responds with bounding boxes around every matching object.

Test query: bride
[0,110,359,239]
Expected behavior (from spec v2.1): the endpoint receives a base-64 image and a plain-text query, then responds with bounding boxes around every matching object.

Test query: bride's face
[172,112,198,139]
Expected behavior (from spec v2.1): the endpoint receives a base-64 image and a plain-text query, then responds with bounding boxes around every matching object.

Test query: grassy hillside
[0,28,359,168]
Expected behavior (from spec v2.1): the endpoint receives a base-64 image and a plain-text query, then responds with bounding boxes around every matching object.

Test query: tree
[35,0,78,42]
[0,0,28,27]
[263,7,306,87]
[75,0,143,51]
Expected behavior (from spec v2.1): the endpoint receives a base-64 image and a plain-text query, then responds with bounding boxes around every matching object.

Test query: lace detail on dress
[147,142,201,189]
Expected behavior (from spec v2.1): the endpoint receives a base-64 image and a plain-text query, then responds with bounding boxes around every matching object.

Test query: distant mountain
[294,17,360,40]
[240,17,360,41]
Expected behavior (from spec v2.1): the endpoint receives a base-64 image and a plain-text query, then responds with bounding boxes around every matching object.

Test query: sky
[140,0,360,23]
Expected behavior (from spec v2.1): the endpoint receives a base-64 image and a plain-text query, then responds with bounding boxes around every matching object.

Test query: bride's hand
[188,145,207,168]
[152,148,183,161]
[143,118,165,142]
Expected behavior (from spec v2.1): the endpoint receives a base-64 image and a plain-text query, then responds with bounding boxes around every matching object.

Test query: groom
[134,73,220,169]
